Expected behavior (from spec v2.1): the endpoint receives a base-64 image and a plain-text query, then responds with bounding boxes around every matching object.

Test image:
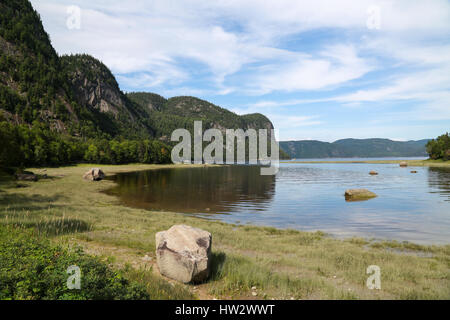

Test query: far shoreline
[281,159,450,167]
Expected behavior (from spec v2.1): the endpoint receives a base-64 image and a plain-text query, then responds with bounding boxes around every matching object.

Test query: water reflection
[106,163,450,244]
[428,167,450,201]
[107,166,276,214]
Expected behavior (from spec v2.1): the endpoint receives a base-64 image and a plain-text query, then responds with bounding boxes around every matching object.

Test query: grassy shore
[1,163,449,300]
[282,159,450,167]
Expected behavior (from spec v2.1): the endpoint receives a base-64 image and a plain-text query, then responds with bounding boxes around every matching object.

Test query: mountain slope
[0,0,74,130]
[127,92,274,142]
[0,0,149,139]
[280,138,430,159]
[60,54,155,138]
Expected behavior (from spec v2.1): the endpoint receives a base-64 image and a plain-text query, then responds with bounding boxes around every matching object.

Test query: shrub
[0,225,149,300]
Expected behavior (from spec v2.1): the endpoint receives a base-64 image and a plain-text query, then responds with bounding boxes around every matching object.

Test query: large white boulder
[155,225,212,283]
[83,168,105,181]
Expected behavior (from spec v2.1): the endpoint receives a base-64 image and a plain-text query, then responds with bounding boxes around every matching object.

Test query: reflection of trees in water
[427,167,450,200]
[108,166,276,214]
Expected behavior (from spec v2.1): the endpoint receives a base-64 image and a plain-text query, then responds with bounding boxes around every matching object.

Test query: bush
[0,225,149,300]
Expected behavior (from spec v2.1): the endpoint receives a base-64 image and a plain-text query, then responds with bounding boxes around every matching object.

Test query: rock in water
[156,225,212,283]
[345,189,377,201]
[399,161,408,167]
[369,171,378,175]
[83,168,105,181]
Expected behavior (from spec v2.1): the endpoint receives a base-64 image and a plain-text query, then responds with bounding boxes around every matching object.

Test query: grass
[0,163,449,300]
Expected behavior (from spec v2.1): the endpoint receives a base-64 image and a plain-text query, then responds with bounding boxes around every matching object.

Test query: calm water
[106,162,450,244]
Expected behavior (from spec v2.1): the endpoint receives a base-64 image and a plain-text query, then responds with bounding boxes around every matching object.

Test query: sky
[30,0,450,142]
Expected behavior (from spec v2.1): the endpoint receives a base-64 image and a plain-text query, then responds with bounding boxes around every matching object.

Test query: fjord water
[107,162,450,244]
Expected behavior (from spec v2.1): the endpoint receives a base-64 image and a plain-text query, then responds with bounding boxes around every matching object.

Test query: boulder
[156,225,212,283]
[345,189,377,201]
[83,168,105,181]
[369,171,378,175]
[399,161,408,167]
[15,173,38,182]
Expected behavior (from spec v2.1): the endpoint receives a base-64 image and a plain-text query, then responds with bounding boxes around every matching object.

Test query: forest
[0,118,171,168]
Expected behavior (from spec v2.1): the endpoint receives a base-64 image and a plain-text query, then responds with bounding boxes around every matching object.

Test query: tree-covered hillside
[127,92,274,142]
[280,138,429,159]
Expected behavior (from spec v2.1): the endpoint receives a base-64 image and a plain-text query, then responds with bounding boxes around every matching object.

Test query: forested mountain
[280,138,430,159]
[127,93,273,142]
[0,0,275,168]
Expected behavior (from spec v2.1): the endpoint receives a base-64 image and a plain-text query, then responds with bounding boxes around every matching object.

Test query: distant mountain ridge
[280,138,430,159]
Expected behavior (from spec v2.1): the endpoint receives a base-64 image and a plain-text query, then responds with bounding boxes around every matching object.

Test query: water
[106,162,450,244]
[286,157,428,162]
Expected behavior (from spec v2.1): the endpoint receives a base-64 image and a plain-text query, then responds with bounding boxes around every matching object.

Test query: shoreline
[281,159,450,167]
[1,163,449,299]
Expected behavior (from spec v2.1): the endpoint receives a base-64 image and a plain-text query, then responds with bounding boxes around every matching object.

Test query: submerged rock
[156,225,212,283]
[345,189,377,201]
[83,168,105,181]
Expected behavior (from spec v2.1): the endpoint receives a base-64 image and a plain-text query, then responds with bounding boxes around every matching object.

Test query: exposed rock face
[345,189,377,201]
[369,171,378,175]
[83,168,105,181]
[155,225,212,283]
[399,161,408,167]
[63,55,126,118]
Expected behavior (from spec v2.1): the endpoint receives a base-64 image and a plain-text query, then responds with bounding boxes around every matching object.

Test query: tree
[426,133,450,161]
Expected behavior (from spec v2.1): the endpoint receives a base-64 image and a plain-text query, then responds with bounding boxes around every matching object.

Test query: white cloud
[30,0,450,92]
[244,44,373,94]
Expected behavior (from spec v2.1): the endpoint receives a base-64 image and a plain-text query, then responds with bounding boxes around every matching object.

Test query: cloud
[30,0,450,95]
[243,44,373,94]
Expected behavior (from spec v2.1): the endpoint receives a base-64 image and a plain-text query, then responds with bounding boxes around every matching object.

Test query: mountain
[0,0,274,168]
[127,92,273,142]
[280,138,430,159]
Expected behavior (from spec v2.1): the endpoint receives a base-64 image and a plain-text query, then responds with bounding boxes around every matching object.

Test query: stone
[83,168,105,181]
[15,173,38,182]
[156,225,212,283]
[345,189,377,201]
[369,171,378,175]
[411,170,418,173]
[399,161,408,167]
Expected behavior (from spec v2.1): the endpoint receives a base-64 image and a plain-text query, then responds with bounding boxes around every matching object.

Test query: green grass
[0,163,449,300]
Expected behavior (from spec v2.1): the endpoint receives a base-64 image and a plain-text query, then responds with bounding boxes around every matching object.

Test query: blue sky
[31,0,450,141]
